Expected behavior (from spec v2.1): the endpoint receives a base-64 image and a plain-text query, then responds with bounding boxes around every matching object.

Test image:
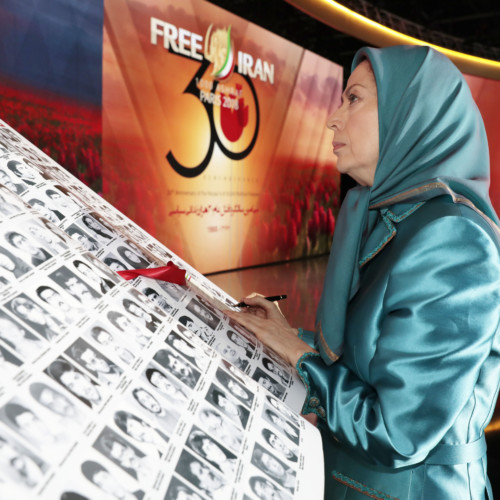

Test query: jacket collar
[359,201,424,267]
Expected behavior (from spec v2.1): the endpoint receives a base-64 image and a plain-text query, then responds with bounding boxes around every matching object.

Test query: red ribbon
[117,261,186,286]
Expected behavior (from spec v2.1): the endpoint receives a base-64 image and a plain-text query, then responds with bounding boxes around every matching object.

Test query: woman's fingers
[238,295,283,319]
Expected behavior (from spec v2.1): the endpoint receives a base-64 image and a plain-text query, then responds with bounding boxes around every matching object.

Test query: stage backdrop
[1,0,499,275]
[102,0,343,274]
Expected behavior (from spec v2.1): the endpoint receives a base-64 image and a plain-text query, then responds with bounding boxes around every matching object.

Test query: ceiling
[207,0,500,78]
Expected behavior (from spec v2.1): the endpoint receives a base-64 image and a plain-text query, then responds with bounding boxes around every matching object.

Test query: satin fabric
[315,45,498,365]
[298,196,500,499]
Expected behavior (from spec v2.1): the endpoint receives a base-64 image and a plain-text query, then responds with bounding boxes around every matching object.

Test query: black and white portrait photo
[262,356,291,385]
[164,476,204,500]
[205,384,249,429]
[0,344,22,376]
[7,159,43,186]
[139,286,173,313]
[153,349,200,389]
[4,293,63,341]
[249,475,292,500]
[262,407,300,445]
[45,357,103,408]
[1,399,69,454]
[26,220,68,254]
[116,245,150,269]
[186,426,237,475]
[36,284,84,323]
[29,381,87,424]
[265,395,300,426]
[80,460,145,500]
[0,186,25,216]
[0,309,46,359]
[106,310,151,348]
[0,167,26,195]
[196,404,243,453]
[80,214,115,242]
[177,316,213,343]
[92,427,155,483]
[215,368,254,408]
[175,449,228,499]
[251,443,296,493]
[212,339,250,371]
[158,281,186,302]
[122,298,161,332]
[144,366,190,405]
[49,266,102,306]
[165,331,209,371]
[252,367,286,399]
[113,410,169,455]
[4,229,52,266]
[126,287,168,319]
[261,428,299,463]
[87,325,136,365]
[28,197,64,224]
[103,254,128,272]
[226,330,256,357]
[65,338,123,386]
[71,259,116,294]
[186,298,220,330]
[66,224,99,252]
[44,186,80,215]
[130,386,179,434]
[0,430,48,489]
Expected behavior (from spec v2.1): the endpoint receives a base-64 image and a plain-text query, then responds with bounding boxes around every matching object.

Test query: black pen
[235,295,287,308]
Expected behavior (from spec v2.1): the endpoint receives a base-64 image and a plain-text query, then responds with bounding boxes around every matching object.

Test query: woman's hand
[225,294,317,367]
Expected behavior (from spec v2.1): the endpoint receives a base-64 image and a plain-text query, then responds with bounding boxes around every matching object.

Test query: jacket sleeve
[296,214,500,468]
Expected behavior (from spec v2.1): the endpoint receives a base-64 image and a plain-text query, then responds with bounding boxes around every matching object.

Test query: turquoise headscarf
[315,45,499,365]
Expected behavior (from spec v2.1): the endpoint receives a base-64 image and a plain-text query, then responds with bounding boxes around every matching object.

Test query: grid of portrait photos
[0,120,324,499]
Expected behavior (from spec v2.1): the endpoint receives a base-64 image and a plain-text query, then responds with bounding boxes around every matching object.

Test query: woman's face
[124,249,141,263]
[127,418,153,442]
[135,389,161,413]
[327,60,379,186]
[151,371,178,396]
[39,388,75,417]
[261,453,285,477]
[14,299,47,324]
[61,371,100,401]
[201,439,226,462]
[0,318,24,342]
[0,253,15,271]
[227,380,248,400]
[218,395,238,416]
[268,433,293,457]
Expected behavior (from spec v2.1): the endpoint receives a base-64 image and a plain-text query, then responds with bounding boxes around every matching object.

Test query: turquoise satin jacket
[298,195,500,499]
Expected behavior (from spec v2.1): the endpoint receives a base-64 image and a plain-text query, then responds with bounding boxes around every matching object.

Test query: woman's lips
[332,141,345,152]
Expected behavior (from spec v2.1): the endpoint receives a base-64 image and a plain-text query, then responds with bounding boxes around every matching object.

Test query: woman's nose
[327,105,344,131]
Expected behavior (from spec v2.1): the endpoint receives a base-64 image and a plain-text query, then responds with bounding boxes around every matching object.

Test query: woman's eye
[347,93,359,104]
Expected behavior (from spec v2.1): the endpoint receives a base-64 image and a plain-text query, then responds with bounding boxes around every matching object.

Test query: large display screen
[102,0,344,273]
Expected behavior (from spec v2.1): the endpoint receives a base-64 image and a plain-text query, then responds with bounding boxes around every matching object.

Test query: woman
[187,429,237,474]
[145,367,189,402]
[166,332,209,370]
[0,312,45,359]
[116,245,150,268]
[113,410,169,455]
[227,45,500,499]
[197,406,243,452]
[81,460,144,500]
